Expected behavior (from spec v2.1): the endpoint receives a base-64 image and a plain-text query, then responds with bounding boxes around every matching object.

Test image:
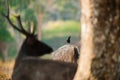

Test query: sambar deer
[3,0,77,80]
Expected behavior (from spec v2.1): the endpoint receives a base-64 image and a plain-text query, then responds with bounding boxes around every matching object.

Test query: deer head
[2,0,53,57]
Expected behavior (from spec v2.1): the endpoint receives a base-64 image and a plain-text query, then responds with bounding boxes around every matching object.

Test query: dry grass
[0,60,14,80]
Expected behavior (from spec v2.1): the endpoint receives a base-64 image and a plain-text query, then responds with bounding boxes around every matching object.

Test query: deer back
[12,58,77,80]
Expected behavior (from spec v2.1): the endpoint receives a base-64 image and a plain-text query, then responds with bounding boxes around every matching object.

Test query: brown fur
[12,58,77,80]
[51,44,79,64]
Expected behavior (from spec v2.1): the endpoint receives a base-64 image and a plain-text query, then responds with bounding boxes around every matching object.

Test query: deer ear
[35,34,37,37]
[26,37,35,45]
[35,34,38,39]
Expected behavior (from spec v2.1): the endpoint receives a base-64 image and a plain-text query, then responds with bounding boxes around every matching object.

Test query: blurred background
[0,0,81,79]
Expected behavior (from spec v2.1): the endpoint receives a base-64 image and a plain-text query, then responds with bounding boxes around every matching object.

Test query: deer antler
[32,23,36,35]
[2,0,21,33]
[27,22,36,35]
[2,0,34,36]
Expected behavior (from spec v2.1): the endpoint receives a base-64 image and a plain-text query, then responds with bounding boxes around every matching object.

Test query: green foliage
[51,0,79,20]
[43,21,80,39]
[9,0,37,26]
[10,0,32,11]
[0,27,13,42]
[23,8,37,26]
[8,47,17,58]
[0,0,13,42]
[33,0,45,14]
[42,20,80,50]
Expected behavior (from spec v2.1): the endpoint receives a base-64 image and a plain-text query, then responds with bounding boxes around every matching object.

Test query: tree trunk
[74,0,120,80]
[91,0,120,80]
[74,0,95,80]
[0,41,8,62]
[37,14,44,40]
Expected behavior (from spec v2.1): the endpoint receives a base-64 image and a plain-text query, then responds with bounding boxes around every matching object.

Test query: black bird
[67,36,71,43]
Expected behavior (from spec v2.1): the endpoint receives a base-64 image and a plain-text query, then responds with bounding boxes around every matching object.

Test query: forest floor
[0,60,14,80]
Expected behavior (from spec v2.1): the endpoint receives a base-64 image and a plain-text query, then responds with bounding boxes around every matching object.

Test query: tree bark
[74,0,120,80]
[37,14,44,40]
[0,41,8,62]
[74,0,95,80]
[91,0,120,80]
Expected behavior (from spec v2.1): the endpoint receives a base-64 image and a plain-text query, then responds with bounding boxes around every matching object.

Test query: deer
[2,0,53,70]
[51,36,79,64]
[2,0,77,80]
